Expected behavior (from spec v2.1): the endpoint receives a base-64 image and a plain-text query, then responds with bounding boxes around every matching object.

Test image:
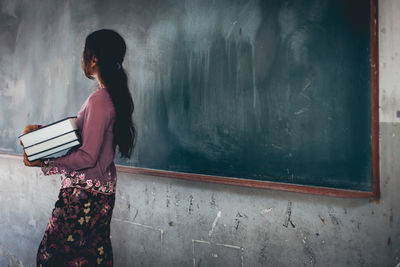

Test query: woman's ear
[90,56,98,68]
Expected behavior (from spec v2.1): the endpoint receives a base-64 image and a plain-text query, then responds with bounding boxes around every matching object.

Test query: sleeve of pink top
[41,94,111,175]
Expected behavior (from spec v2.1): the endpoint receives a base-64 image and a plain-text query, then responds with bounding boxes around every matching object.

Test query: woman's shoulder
[88,88,112,104]
[87,88,115,113]
[89,87,110,99]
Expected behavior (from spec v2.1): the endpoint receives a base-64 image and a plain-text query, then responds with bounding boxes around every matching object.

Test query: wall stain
[175,193,181,207]
[328,209,341,226]
[357,251,366,266]
[319,215,327,225]
[234,219,240,230]
[145,184,149,205]
[0,246,25,267]
[132,209,139,222]
[234,214,241,230]
[259,244,268,266]
[298,230,317,267]
[384,175,391,187]
[234,212,248,230]
[166,184,171,208]
[210,194,217,209]
[283,201,295,228]
[189,195,194,214]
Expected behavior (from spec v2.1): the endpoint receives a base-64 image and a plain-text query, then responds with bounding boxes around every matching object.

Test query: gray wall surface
[0,0,400,267]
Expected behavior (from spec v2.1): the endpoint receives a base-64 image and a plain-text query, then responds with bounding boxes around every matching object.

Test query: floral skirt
[37,187,115,266]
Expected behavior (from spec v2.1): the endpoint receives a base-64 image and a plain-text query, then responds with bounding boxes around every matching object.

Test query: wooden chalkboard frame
[116,0,380,198]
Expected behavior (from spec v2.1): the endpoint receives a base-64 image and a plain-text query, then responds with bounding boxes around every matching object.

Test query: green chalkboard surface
[0,0,377,194]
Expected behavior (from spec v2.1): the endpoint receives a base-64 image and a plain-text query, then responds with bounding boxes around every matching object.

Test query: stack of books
[19,117,81,162]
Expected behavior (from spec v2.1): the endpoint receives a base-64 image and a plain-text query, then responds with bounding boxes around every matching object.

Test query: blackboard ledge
[116,165,376,199]
[0,153,376,198]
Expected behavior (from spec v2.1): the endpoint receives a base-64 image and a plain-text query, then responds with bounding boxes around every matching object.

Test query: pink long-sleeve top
[41,87,117,194]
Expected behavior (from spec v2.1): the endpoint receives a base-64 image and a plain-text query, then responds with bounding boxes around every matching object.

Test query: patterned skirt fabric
[37,187,115,266]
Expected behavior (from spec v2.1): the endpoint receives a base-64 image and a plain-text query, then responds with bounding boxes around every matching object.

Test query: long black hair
[82,29,136,158]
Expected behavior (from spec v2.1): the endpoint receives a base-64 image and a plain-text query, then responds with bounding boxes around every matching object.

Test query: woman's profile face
[81,47,93,79]
[81,55,85,73]
[81,47,99,81]
[81,54,91,78]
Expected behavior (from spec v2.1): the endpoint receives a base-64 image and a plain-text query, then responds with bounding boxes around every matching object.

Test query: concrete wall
[0,1,399,266]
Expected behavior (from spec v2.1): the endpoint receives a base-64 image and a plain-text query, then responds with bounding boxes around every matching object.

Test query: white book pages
[25,131,79,156]
[20,118,78,147]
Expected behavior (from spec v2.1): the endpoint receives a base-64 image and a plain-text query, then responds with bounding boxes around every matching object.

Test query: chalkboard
[0,0,379,196]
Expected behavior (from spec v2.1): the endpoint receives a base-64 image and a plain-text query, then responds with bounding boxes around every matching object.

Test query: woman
[22,29,135,266]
